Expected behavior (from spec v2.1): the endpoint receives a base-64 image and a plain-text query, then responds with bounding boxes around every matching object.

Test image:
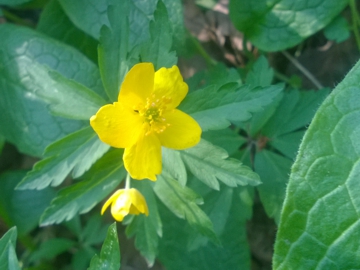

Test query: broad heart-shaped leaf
[0,23,104,157]
[273,60,360,269]
[179,139,260,190]
[88,223,120,270]
[0,171,56,235]
[98,1,132,101]
[125,181,162,267]
[180,83,283,131]
[158,186,253,270]
[230,0,349,51]
[17,127,109,190]
[40,149,125,225]
[154,173,220,245]
[139,0,177,70]
[37,0,98,64]
[0,227,20,270]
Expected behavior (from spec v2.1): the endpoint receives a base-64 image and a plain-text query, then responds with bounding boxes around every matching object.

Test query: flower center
[136,94,172,135]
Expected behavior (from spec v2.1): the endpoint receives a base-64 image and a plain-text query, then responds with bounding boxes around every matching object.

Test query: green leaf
[40,149,125,225]
[0,227,20,270]
[139,0,177,70]
[154,173,219,245]
[230,0,349,51]
[0,23,103,157]
[18,127,109,190]
[88,223,121,270]
[81,215,109,246]
[25,65,107,120]
[162,148,187,186]
[126,181,162,266]
[58,0,110,40]
[29,238,75,263]
[0,171,56,235]
[180,139,260,190]
[246,55,274,88]
[324,15,350,43]
[273,59,360,269]
[37,0,99,63]
[180,83,283,131]
[98,1,132,101]
[255,150,292,223]
[0,0,30,5]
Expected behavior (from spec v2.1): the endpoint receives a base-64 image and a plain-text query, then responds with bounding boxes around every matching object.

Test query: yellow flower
[101,188,149,222]
[90,62,201,180]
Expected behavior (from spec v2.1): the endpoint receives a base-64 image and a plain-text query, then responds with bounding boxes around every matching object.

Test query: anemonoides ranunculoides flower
[101,188,149,221]
[90,62,201,180]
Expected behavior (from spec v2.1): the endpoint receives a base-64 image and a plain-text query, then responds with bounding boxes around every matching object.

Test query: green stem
[125,173,131,189]
[350,0,360,51]
[190,35,217,67]
[2,9,34,28]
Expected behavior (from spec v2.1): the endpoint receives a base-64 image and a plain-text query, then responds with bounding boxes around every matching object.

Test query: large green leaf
[88,223,121,270]
[180,83,283,131]
[40,149,125,225]
[0,23,103,157]
[126,181,162,266]
[180,139,260,190]
[18,127,109,190]
[154,173,219,244]
[0,227,20,270]
[37,0,99,64]
[230,0,349,51]
[0,171,55,235]
[273,59,360,269]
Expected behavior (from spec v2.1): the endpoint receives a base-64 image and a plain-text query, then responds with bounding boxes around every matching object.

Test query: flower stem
[125,173,131,189]
[350,0,360,51]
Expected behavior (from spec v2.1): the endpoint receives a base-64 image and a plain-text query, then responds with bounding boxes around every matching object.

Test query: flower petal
[153,66,188,110]
[111,191,131,221]
[158,109,201,150]
[101,189,123,215]
[118,63,155,109]
[90,102,143,148]
[123,128,162,181]
[128,188,149,216]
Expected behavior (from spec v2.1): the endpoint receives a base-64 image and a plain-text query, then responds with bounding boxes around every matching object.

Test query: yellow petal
[158,109,201,150]
[111,190,132,221]
[123,128,162,181]
[101,189,123,215]
[118,63,155,109]
[153,66,188,110]
[128,188,149,216]
[90,102,143,148]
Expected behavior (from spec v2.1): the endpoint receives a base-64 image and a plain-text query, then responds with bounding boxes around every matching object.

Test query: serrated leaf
[273,59,360,269]
[88,223,120,270]
[18,127,109,190]
[40,149,125,225]
[126,181,162,266]
[180,139,260,190]
[180,83,283,131]
[0,227,20,270]
[98,1,132,101]
[25,65,107,120]
[81,215,109,246]
[154,173,219,244]
[37,0,99,63]
[230,0,349,51]
[162,148,187,186]
[255,150,292,224]
[246,55,274,88]
[0,23,103,157]
[0,171,56,235]
[139,0,177,70]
